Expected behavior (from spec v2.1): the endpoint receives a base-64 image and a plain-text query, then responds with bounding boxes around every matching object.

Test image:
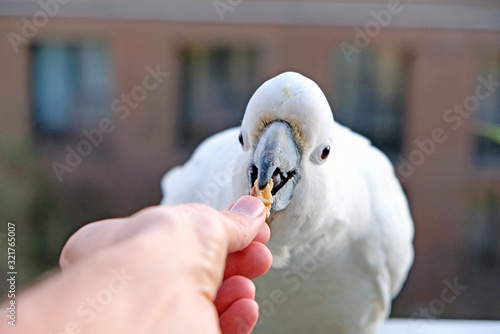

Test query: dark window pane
[31,40,111,139]
[32,42,79,137]
[179,45,257,149]
[465,191,500,269]
[474,56,500,165]
[333,49,407,160]
[79,42,113,128]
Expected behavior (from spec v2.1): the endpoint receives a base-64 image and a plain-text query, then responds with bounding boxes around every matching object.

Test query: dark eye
[321,145,330,160]
[238,133,244,146]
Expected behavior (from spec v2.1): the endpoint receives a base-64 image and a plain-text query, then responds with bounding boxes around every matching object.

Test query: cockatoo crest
[240,71,334,156]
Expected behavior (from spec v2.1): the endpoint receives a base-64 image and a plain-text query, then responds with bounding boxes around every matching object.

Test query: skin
[0,196,272,334]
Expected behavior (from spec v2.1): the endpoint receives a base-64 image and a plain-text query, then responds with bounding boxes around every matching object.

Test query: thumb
[220,196,270,252]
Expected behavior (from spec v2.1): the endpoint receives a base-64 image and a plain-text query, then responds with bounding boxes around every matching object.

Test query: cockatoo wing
[161,127,247,210]
[330,121,414,309]
[364,142,414,299]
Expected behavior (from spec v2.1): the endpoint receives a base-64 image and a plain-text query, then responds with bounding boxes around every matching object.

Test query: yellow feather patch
[282,83,292,99]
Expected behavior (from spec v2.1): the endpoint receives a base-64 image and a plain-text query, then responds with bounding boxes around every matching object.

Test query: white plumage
[161,72,414,334]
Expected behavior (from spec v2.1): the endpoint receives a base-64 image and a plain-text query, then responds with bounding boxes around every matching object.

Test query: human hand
[58,196,272,334]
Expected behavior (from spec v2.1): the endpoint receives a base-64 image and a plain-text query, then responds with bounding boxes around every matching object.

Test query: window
[179,45,257,150]
[333,48,407,160]
[465,190,500,269]
[474,56,500,165]
[31,40,112,138]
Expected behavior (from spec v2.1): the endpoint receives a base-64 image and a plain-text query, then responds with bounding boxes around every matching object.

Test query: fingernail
[229,196,264,218]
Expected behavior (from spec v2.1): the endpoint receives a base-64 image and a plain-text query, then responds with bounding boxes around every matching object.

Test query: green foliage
[0,139,71,292]
[474,120,500,145]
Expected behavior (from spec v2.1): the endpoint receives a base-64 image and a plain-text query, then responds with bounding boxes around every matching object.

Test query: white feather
[161,72,414,334]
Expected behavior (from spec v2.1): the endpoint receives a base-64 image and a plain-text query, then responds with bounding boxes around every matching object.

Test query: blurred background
[1,0,499,320]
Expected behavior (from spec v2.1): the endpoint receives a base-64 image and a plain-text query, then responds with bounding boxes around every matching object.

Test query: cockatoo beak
[249,121,301,212]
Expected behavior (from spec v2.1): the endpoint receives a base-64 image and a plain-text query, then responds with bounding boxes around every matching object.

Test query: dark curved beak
[249,121,301,212]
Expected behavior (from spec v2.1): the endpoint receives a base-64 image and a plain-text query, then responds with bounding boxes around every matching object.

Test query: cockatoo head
[240,72,334,216]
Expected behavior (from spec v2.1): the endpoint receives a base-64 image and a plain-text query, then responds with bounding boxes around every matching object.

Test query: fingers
[167,198,269,301]
[214,275,255,315]
[223,196,270,243]
[219,299,259,334]
[224,242,273,280]
[252,219,271,244]
[220,196,269,252]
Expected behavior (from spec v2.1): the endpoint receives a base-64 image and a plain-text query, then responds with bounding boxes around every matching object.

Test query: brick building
[1,0,500,319]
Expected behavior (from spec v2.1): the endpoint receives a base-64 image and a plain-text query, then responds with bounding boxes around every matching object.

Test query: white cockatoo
[161,72,414,334]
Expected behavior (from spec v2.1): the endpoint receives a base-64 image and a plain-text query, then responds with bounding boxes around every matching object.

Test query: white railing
[381,318,500,334]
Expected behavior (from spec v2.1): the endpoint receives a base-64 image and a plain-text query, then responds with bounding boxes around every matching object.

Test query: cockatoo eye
[310,142,331,164]
[238,133,244,146]
[321,145,330,160]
